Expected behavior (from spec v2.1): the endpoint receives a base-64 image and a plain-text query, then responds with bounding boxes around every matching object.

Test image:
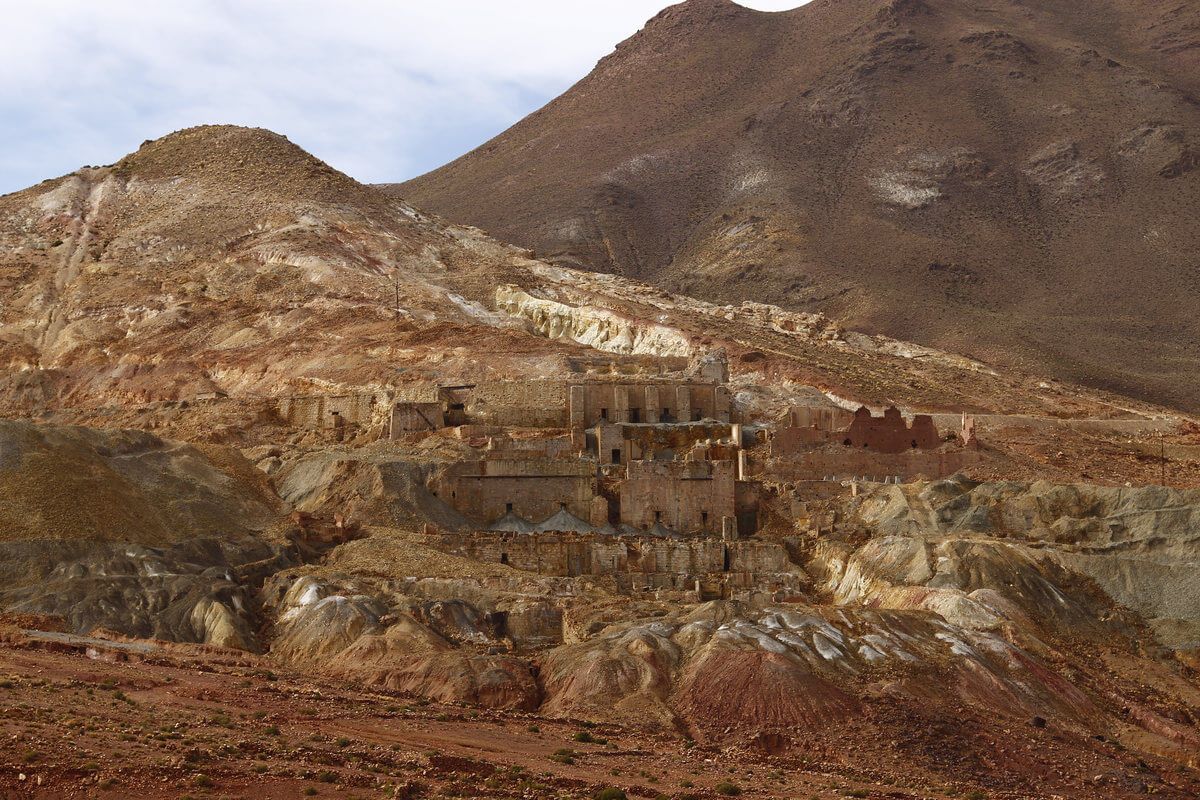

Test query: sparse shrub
[527,725,540,733]
[594,789,627,800]
[303,788,318,796]
[335,736,351,748]
[573,731,601,744]
[964,793,987,800]
[716,783,741,796]
[316,770,337,783]
[97,777,115,789]
[193,774,213,788]
[681,781,694,788]
[251,709,268,719]
[22,750,40,763]
[263,725,280,736]
[844,790,869,799]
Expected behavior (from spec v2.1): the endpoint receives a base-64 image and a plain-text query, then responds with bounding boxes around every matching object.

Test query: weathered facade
[619,460,736,533]
[434,459,596,527]
[279,393,382,432]
[844,406,941,453]
[568,381,731,427]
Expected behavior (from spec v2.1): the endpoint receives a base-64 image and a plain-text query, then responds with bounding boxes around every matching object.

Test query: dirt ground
[0,633,1198,800]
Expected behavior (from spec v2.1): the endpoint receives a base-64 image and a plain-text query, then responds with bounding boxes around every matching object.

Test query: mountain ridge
[388,0,1200,411]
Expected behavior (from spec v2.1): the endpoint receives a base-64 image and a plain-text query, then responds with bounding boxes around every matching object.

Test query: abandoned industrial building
[276,358,980,597]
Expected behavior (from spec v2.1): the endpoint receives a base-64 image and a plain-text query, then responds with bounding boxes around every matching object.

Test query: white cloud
[0,0,811,194]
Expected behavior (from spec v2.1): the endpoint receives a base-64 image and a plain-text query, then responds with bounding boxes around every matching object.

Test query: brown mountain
[1,123,1147,430]
[390,0,1200,410]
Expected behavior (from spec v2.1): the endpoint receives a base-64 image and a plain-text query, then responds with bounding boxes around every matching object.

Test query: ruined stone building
[278,373,979,543]
[844,406,941,452]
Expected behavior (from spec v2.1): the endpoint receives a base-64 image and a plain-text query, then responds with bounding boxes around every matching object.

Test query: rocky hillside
[392,0,1200,411]
[1,123,1174,435]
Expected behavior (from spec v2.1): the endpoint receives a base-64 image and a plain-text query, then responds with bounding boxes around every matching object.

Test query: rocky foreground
[0,419,1198,798]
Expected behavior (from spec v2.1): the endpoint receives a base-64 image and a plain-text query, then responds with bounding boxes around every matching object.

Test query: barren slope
[1,123,1174,436]
[393,0,1200,410]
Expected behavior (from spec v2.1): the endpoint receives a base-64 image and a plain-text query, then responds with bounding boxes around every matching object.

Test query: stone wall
[593,421,738,464]
[279,393,381,431]
[619,460,736,532]
[422,530,793,585]
[464,381,570,428]
[390,402,444,437]
[761,448,982,482]
[569,381,732,427]
[787,406,853,430]
[435,459,596,526]
[845,406,941,453]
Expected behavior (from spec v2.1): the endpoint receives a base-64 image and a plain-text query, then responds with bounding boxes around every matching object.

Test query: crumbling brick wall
[844,406,942,453]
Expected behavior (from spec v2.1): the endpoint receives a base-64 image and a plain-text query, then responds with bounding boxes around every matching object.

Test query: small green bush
[716,783,742,796]
[595,789,627,800]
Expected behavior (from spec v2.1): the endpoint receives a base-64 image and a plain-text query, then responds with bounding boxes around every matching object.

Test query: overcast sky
[0,1,810,196]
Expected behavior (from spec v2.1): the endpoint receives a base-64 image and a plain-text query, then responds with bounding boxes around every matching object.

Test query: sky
[0,1,809,195]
